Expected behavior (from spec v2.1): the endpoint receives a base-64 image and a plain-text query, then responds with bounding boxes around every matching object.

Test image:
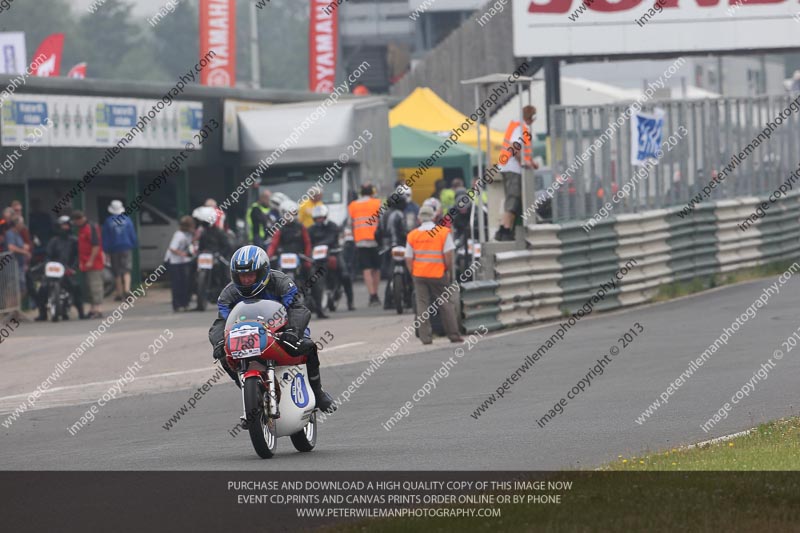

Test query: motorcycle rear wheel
[244,377,277,459]
[290,411,317,452]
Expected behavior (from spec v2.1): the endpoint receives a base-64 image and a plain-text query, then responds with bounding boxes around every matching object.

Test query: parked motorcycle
[44,261,73,322]
[224,299,318,459]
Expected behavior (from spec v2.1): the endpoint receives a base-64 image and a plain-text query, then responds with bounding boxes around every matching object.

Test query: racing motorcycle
[195,250,228,311]
[44,261,73,322]
[224,299,317,459]
[311,244,343,312]
[386,246,413,314]
[277,251,326,313]
[278,252,305,285]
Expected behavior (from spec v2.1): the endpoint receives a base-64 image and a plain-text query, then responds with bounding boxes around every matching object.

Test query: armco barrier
[459,191,800,331]
[0,252,21,315]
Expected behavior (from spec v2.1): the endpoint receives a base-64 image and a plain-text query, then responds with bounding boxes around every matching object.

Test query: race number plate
[391,246,406,260]
[312,245,329,261]
[228,325,263,359]
[197,253,214,270]
[280,253,299,270]
[45,262,65,278]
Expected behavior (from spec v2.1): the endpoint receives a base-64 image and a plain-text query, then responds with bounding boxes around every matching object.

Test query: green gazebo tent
[390,124,480,186]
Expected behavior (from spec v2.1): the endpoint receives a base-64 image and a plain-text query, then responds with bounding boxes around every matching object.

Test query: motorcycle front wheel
[243,377,277,459]
[48,288,60,323]
[290,411,317,452]
[196,270,209,311]
[393,273,404,314]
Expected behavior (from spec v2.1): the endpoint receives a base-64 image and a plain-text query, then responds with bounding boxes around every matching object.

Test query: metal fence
[0,252,21,315]
[547,94,800,222]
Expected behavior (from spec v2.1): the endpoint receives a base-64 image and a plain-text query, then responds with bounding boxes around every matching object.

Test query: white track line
[684,428,754,450]
[0,367,217,402]
[0,342,368,403]
[323,341,365,353]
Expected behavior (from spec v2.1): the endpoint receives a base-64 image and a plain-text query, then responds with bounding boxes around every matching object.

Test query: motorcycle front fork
[239,361,280,423]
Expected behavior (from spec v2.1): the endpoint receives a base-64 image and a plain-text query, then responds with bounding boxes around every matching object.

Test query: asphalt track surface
[1,275,798,470]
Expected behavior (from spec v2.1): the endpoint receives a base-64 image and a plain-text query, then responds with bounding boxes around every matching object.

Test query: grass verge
[603,417,800,471]
[653,259,798,303]
[328,418,800,532]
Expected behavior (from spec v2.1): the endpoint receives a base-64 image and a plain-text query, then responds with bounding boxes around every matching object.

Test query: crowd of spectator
[0,199,138,319]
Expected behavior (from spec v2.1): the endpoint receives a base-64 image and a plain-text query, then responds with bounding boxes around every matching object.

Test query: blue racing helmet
[230,245,270,298]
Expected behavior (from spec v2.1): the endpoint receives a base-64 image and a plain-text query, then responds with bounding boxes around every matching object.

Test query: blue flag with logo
[631,108,664,166]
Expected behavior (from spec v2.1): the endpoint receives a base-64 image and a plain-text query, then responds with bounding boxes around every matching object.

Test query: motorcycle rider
[267,201,312,265]
[380,185,410,309]
[267,201,317,311]
[35,216,85,321]
[192,206,233,311]
[308,204,355,312]
[193,207,233,259]
[208,245,336,413]
[396,180,420,231]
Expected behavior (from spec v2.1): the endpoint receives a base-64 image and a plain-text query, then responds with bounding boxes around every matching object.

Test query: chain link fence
[546,94,800,222]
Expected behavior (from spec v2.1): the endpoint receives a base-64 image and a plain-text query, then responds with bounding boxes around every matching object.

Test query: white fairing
[274,364,316,438]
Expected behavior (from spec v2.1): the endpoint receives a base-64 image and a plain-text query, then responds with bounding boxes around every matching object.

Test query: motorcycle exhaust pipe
[265,362,279,418]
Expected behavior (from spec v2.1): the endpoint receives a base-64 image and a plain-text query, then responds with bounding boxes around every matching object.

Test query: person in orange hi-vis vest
[495,105,538,242]
[348,182,383,306]
[405,205,464,345]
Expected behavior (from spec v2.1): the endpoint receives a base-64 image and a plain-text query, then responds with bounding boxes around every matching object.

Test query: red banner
[67,62,87,79]
[309,0,338,93]
[199,0,236,86]
[31,33,64,77]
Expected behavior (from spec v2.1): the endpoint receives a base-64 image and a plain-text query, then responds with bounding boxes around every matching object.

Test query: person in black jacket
[35,216,85,320]
[308,204,355,312]
[208,245,336,413]
[380,186,410,309]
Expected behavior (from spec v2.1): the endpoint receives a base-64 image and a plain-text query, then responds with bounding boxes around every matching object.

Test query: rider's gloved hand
[279,328,303,356]
[212,340,226,361]
[280,328,301,346]
[279,329,316,357]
